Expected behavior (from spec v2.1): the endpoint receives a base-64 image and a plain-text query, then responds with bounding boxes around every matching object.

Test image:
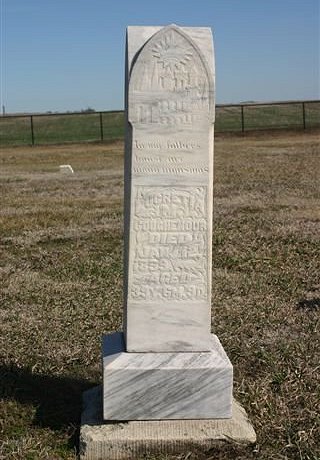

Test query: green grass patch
[0,112,125,146]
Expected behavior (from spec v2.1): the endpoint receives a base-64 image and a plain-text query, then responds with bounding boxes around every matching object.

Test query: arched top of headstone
[128,24,214,124]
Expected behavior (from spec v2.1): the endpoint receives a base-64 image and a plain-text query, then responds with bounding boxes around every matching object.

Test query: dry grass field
[0,130,319,459]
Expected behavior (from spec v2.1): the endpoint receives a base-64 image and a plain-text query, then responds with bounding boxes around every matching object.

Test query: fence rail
[1,100,319,146]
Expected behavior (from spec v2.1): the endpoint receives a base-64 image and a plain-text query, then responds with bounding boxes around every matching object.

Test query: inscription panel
[129,186,208,302]
[132,136,209,176]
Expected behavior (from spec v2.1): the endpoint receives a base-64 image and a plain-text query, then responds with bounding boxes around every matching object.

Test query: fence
[1,100,319,146]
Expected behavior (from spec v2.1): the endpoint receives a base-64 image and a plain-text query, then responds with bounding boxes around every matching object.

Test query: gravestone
[102,25,233,420]
[80,25,256,460]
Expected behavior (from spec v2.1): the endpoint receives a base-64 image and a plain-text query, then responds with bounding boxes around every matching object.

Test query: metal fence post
[302,102,306,129]
[241,105,245,133]
[99,112,104,141]
[30,115,35,145]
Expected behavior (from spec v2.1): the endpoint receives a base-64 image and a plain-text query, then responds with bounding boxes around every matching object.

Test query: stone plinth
[103,332,232,420]
[80,386,256,460]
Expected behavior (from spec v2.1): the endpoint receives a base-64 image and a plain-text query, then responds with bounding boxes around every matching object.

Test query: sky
[0,0,319,114]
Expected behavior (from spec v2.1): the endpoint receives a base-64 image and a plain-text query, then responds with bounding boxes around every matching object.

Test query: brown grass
[0,131,319,459]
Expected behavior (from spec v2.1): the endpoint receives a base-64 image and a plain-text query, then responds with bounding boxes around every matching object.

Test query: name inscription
[129,186,208,302]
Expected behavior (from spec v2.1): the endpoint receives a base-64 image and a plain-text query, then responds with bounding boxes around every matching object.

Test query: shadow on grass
[297,298,320,311]
[0,363,96,451]
[0,364,257,459]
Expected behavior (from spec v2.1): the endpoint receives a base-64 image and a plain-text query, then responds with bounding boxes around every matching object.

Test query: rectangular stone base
[102,332,233,420]
[80,386,256,460]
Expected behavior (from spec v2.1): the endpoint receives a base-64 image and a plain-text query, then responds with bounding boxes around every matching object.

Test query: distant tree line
[46,107,96,114]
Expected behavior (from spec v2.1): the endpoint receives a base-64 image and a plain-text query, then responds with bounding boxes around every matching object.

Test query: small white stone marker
[59,164,74,174]
[102,24,234,421]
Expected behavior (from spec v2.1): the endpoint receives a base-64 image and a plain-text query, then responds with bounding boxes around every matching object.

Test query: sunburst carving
[152,31,193,73]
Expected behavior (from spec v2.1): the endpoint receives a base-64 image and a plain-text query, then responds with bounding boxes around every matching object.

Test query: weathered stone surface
[124,25,215,352]
[102,332,232,420]
[80,386,256,460]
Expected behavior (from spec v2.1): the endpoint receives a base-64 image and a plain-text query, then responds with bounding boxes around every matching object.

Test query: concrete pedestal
[80,386,256,460]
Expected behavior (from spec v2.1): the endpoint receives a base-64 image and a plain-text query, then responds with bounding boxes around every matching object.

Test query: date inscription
[129,186,208,302]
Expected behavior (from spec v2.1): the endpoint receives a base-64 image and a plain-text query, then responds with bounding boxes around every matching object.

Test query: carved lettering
[134,140,201,150]
[132,165,209,174]
[129,186,208,302]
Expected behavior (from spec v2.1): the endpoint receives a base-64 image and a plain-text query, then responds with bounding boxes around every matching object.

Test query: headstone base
[102,332,233,420]
[80,386,256,460]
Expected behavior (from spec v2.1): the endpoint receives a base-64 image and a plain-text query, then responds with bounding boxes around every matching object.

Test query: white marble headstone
[102,25,233,421]
[124,25,215,352]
